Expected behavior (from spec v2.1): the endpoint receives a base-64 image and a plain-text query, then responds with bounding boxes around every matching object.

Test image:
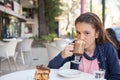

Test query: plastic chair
[0,40,18,71]
[54,38,69,50]
[44,43,61,61]
[16,39,33,64]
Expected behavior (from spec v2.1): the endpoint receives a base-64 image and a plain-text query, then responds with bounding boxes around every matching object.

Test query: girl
[48,12,120,80]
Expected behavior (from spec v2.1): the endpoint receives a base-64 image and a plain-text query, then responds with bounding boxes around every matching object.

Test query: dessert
[34,65,50,80]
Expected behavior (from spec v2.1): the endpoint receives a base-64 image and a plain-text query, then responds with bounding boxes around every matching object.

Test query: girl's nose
[77,34,85,40]
[81,34,85,40]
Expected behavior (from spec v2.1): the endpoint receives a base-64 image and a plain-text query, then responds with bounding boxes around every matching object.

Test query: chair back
[0,40,18,70]
[16,39,33,52]
[54,38,69,50]
[6,40,18,57]
[0,43,8,58]
[44,43,61,61]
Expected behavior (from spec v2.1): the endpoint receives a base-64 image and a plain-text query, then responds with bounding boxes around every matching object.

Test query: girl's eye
[76,31,80,35]
[84,32,89,35]
[76,31,90,37]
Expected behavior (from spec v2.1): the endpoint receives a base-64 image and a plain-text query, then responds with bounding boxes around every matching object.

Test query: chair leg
[21,52,25,64]
[13,57,17,71]
[20,48,25,64]
[15,52,18,60]
[0,58,11,73]
[0,58,2,73]
[7,58,11,72]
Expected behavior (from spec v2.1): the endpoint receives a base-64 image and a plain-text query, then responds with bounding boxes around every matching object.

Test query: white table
[0,69,94,80]
[3,38,22,42]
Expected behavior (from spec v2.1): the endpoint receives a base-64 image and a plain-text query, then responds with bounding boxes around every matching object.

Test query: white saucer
[58,69,81,78]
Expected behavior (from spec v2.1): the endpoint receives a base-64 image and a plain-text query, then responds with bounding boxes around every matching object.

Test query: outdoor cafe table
[0,69,94,80]
[3,38,22,42]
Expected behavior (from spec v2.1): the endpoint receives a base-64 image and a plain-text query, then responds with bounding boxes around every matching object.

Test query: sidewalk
[0,47,49,76]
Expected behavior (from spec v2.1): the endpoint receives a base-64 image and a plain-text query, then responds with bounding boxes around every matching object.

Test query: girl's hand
[61,43,74,58]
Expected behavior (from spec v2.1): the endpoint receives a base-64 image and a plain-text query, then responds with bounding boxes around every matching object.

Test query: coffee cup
[73,40,85,56]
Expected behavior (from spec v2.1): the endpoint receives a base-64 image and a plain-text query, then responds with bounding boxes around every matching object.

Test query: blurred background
[0,0,120,76]
[0,0,120,40]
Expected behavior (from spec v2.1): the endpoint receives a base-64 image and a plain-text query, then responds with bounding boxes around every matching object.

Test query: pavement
[0,47,49,76]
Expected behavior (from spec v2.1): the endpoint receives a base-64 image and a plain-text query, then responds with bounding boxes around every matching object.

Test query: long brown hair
[75,12,117,49]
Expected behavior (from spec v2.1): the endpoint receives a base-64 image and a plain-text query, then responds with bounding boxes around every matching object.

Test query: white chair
[0,40,18,71]
[16,39,33,64]
[54,38,69,50]
[44,43,61,61]
[0,43,11,71]
[8,40,18,70]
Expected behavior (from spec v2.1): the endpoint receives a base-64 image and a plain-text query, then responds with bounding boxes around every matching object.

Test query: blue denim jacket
[48,42,120,80]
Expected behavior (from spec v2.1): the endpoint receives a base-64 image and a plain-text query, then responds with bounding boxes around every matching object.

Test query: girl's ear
[95,32,99,38]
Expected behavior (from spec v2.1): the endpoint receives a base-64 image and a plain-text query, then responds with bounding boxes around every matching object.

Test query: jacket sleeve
[47,52,70,69]
[105,43,120,80]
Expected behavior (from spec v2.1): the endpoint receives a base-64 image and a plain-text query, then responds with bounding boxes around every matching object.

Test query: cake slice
[34,65,50,80]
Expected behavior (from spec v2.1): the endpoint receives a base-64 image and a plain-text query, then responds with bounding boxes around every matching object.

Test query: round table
[3,38,22,42]
[0,69,94,80]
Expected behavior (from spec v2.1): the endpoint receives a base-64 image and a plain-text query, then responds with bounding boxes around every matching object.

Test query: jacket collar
[83,44,99,60]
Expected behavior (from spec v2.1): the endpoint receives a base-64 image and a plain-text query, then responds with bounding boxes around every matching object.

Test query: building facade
[0,0,38,40]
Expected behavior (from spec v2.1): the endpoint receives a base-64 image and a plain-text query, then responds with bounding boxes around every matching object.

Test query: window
[25,24,33,33]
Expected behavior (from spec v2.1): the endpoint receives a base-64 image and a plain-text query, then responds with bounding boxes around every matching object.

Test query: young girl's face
[75,22,99,51]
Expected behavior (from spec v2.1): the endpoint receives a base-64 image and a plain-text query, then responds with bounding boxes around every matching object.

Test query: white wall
[33,13,38,36]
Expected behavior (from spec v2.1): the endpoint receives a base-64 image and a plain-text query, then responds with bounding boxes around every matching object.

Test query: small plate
[58,69,81,78]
